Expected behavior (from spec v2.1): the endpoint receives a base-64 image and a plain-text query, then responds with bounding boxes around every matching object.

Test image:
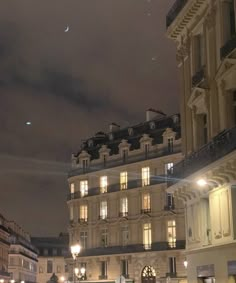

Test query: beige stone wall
[37,256,69,283]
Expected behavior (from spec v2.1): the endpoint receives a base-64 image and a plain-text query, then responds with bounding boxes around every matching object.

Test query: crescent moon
[65,25,69,32]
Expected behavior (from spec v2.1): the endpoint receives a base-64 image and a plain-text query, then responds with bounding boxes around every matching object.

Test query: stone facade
[166,0,236,282]
[0,214,10,282]
[67,111,187,283]
[31,234,69,283]
[8,221,38,283]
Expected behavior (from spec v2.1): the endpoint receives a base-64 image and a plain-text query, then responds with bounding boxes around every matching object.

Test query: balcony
[69,143,181,177]
[168,126,236,186]
[164,205,175,211]
[98,215,107,220]
[0,270,10,278]
[166,0,188,28]
[99,275,107,280]
[119,212,128,218]
[220,34,236,59]
[78,218,88,224]
[67,175,166,201]
[79,240,185,257]
[192,66,205,87]
[141,208,151,214]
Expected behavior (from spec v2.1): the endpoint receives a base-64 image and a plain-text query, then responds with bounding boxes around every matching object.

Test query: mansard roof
[75,114,181,161]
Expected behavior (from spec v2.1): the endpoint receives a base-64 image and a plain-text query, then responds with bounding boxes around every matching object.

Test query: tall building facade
[0,214,10,282]
[8,221,38,283]
[166,0,236,282]
[31,233,69,283]
[67,110,187,283]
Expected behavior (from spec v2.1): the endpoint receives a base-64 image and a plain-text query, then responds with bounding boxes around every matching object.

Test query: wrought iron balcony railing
[67,175,166,201]
[220,34,236,59]
[168,126,236,186]
[79,240,185,257]
[119,212,128,217]
[78,218,88,223]
[0,270,10,277]
[141,208,151,214]
[166,0,188,28]
[69,144,181,177]
[192,66,205,87]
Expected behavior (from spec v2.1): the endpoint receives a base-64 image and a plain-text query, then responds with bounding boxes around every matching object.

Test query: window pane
[143,223,152,249]
[142,167,150,186]
[100,176,108,193]
[80,205,88,221]
[70,183,75,194]
[142,193,150,210]
[80,180,88,197]
[100,201,107,219]
[167,220,176,248]
[120,172,128,190]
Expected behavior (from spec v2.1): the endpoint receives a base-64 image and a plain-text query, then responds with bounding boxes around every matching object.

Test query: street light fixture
[183,260,188,268]
[70,244,81,283]
[196,179,207,187]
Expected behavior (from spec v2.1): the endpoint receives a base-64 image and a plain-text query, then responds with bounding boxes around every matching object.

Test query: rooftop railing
[79,240,185,257]
[166,0,188,28]
[67,175,166,201]
[168,126,236,186]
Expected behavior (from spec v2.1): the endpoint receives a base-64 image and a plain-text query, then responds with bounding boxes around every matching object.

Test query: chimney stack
[109,122,120,132]
[146,108,166,122]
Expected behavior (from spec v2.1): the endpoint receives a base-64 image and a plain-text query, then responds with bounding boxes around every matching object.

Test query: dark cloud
[0,0,177,236]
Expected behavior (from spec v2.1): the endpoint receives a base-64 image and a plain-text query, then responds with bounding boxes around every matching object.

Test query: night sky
[0,0,178,236]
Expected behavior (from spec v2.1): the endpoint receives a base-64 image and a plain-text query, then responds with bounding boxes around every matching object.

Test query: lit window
[100,201,107,219]
[120,171,128,190]
[143,223,152,250]
[100,176,108,193]
[121,226,129,246]
[167,220,176,248]
[120,197,128,217]
[69,206,74,221]
[80,180,88,197]
[165,163,173,175]
[101,228,108,247]
[142,167,150,186]
[80,205,88,222]
[70,183,75,194]
[142,193,151,213]
[80,231,88,249]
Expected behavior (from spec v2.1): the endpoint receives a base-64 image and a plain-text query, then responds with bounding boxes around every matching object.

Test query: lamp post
[74,267,86,283]
[70,244,81,283]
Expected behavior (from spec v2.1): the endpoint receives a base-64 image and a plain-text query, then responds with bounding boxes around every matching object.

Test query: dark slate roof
[75,114,181,160]
[31,233,69,249]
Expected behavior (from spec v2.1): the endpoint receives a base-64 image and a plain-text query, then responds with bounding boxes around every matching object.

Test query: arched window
[141,266,156,283]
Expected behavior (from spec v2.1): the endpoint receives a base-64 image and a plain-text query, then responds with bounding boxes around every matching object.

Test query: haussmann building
[67,110,187,283]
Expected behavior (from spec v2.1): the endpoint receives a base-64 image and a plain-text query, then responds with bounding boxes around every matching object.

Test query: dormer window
[140,134,152,157]
[78,151,91,172]
[144,143,150,158]
[168,138,174,153]
[149,121,155,130]
[88,139,94,147]
[82,159,88,171]
[109,133,114,141]
[128,128,134,136]
[99,145,110,166]
[122,149,128,163]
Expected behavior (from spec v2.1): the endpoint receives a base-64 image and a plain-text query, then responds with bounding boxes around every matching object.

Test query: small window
[120,171,128,190]
[80,205,88,222]
[167,220,176,248]
[100,176,108,193]
[100,261,107,278]
[142,193,151,213]
[100,200,108,219]
[121,260,128,277]
[70,183,75,194]
[143,223,152,250]
[168,138,174,153]
[142,167,150,186]
[47,260,53,273]
[101,228,108,247]
[169,257,176,274]
[57,265,61,273]
[80,180,88,197]
[80,231,88,249]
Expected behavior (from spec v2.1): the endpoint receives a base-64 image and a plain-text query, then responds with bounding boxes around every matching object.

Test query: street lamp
[74,267,86,282]
[70,244,81,283]
[183,260,188,268]
[71,244,81,260]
